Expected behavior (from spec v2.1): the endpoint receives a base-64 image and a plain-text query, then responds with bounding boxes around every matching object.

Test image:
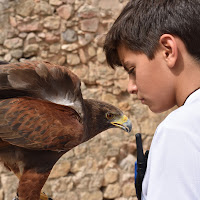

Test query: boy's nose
[127,78,138,94]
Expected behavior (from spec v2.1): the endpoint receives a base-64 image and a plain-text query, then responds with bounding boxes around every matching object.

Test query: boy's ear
[159,34,178,68]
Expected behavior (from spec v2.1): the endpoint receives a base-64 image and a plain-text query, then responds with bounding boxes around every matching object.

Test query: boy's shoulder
[150,90,200,157]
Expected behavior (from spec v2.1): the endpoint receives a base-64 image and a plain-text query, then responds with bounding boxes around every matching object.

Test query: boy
[103,0,200,199]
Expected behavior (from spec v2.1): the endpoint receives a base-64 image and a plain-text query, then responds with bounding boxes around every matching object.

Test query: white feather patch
[45,94,75,107]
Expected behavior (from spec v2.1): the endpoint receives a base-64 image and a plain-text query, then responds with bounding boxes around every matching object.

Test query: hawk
[0,60,132,200]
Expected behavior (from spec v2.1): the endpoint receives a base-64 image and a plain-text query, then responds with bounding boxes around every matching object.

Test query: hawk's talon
[40,191,53,200]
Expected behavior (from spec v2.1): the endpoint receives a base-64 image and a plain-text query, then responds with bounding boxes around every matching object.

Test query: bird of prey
[0,60,132,200]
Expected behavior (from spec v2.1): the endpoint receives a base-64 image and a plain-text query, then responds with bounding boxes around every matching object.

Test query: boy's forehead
[117,44,137,65]
[117,43,129,63]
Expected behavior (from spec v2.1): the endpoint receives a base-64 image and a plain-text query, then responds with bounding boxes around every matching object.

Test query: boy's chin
[148,105,173,113]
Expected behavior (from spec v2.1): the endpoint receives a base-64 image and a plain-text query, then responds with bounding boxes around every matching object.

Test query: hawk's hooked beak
[111,115,132,133]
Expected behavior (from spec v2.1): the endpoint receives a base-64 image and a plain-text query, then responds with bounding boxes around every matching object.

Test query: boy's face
[117,44,176,113]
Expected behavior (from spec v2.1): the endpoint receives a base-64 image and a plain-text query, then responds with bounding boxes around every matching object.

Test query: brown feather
[0,97,84,151]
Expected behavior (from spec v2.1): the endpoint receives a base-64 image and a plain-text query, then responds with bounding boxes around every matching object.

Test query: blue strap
[135,161,138,183]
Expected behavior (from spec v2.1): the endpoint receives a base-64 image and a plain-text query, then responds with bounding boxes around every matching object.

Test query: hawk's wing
[0,60,84,119]
[0,97,84,151]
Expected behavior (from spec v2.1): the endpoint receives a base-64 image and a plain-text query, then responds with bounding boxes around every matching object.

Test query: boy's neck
[175,58,200,107]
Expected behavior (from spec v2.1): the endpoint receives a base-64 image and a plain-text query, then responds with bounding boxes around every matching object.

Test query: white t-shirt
[142,89,200,200]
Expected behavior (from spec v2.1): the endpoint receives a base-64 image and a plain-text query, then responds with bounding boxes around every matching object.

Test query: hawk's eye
[106,113,115,120]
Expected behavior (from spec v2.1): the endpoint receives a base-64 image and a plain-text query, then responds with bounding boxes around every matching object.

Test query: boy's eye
[128,67,136,75]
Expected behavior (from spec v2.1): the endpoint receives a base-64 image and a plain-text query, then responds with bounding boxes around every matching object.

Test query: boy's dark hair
[104,0,200,68]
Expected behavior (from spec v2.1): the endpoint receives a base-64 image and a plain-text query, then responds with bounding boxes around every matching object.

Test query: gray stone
[71,159,86,173]
[0,47,4,56]
[66,53,80,66]
[84,156,99,175]
[94,34,105,47]
[23,44,39,58]
[0,189,3,200]
[78,48,87,63]
[9,16,17,28]
[74,143,87,157]
[98,0,123,12]
[71,65,89,80]
[49,161,71,178]
[120,154,136,173]
[45,32,60,43]
[19,33,28,39]
[76,176,90,189]
[3,38,23,49]
[103,183,122,199]
[78,5,98,19]
[10,49,23,59]
[89,173,104,191]
[0,32,6,44]
[88,46,96,58]
[49,0,63,6]
[49,43,61,54]
[16,0,35,17]
[63,0,75,3]
[57,5,73,20]
[1,174,18,200]
[103,169,119,186]
[122,182,136,198]
[53,191,78,200]
[17,21,43,32]
[43,16,60,30]
[80,18,99,32]
[62,43,79,51]
[49,176,73,193]
[97,47,106,63]
[78,33,94,46]
[34,1,54,15]
[25,33,37,45]
[62,29,77,43]
[106,147,120,157]
[4,53,12,62]
[80,191,103,200]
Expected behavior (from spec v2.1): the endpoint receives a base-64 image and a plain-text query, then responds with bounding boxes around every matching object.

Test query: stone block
[78,5,98,19]
[80,191,103,200]
[66,53,80,65]
[34,1,54,15]
[43,16,60,30]
[17,21,43,32]
[103,183,122,199]
[57,5,73,20]
[80,18,99,32]
[3,38,23,49]
[10,49,23,59]
[23,44,39,57]
[16,0,35,17]
[45,32,60,43]
[122,182,136,197]
[62,29,78,43]
[49,0,63,6]
[103,169,119,186]
[49,161,71,178]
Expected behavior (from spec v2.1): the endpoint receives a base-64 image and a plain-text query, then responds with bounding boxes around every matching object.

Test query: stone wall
[0,0,172,199]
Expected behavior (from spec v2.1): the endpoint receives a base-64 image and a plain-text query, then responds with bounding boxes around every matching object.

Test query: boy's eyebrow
[120,61,129,72]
